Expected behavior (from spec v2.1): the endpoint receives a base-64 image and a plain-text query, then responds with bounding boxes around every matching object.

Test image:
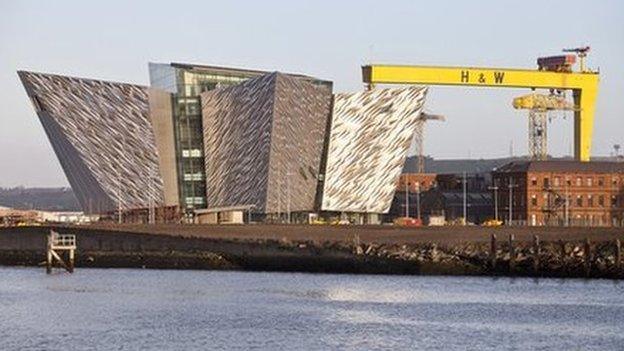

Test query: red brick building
[396,173,437,193]
[492,161,624,227]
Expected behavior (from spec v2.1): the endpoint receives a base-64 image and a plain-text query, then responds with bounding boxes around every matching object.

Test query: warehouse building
[492,161,624,226]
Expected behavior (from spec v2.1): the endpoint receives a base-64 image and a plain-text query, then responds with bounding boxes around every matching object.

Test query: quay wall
[0,225,622,278]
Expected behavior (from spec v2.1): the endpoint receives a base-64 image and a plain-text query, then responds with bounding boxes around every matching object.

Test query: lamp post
[507,176,518,226]
[117,167,122,224]
[489,180,499,221]
[416,182,421,221]
[277,168,281,223]
[287,171,291,224]
[462,172,467,226]
[564,178,570,226]
[405,180,410,218]
[148,161,155,224]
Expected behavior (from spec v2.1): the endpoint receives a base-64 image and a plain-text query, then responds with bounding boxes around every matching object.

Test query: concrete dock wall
[0,226,622,278]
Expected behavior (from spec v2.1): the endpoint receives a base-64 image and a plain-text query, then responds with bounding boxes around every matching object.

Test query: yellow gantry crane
[512,93,576,160]
[362,47,599,161]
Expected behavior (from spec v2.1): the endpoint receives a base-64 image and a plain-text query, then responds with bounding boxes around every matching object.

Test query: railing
[47,230,77,274]
[51,234,76,248]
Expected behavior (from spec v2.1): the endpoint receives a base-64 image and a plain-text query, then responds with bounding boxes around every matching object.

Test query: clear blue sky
[0,0,622,187]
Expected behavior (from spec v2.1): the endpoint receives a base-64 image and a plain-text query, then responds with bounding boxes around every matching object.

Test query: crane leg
[529,110,548,161]
[413,121,425,173]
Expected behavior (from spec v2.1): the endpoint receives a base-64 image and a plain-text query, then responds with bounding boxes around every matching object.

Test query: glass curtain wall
[172,68,258,214]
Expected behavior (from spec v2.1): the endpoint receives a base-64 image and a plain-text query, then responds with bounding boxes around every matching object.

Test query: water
[1,268,623,350]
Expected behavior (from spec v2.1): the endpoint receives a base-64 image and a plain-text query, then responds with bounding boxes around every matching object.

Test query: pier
[46,230,76,274]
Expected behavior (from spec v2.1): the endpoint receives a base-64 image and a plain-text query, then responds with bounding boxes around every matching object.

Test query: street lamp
[416,181,421,221]
[404,179,410,218]
[488,180,499,221]
[507,176,518,226]
[462,172,467,226]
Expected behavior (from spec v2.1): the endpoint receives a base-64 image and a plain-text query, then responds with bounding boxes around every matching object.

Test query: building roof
[169,62,332,85]
[171,62,269,76]
[493,160,624,174]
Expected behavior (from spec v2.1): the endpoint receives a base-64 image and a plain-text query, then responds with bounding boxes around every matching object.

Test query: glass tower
[149,63,266,214]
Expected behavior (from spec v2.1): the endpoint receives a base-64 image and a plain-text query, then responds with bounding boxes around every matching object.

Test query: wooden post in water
[46,230,76,274]
[559,239,566,261]
[584,238,591,277]
[533,235,540,273]
[615,239,621,272]
[46,232,52,274]
[508,234,515,272]
[490,233,497,270]
[353,234,363,255]
[68,248,75,273]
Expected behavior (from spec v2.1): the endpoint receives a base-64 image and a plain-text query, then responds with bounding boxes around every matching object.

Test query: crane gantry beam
[362,64,599,161]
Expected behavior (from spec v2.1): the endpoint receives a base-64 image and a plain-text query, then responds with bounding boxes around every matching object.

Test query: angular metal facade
[201,72,332,213]
[18,65,429,218]
[18,71,165,214]
[321,87,428,213]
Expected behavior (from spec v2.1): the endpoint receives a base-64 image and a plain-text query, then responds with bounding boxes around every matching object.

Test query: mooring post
[559,239,566,261]
[533,235,540,273]
[68,248,75,273]
[508,233,515,272]
[46,231,52,274]
[353,234,363,255]
[615,239,621,272]
[584,238,591,277]
[490,233,497,270]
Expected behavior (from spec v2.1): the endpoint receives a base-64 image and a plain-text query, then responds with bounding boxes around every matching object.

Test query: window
[576,177,582,186]
[614,178,619,187]
[544,177,550,188]
[531,194,537,206]
[566,178,572,186]
[587,178,593,187]
[531,177,537,186]
[554,177,561,187]
[181,149,202,158]
[588,195,594,207]
[598,177,604,186]
[599,195,605,206]
[576,195,583,207]
[612,195,618,207]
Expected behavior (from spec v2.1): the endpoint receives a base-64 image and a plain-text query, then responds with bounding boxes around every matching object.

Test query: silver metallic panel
[321,87,428,213]
[19,71,165,213]
[201,72,331,213]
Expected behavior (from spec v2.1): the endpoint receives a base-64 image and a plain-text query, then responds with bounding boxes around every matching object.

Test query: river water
[1,267,623,350]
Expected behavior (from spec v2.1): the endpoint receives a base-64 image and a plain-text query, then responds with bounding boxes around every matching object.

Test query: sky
[0,0,622,187]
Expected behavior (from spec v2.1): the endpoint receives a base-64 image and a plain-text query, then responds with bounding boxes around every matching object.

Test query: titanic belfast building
[18,62,427,223]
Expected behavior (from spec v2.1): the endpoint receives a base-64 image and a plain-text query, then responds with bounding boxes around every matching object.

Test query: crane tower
[413,112,445,173]
[512,93,576,160]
